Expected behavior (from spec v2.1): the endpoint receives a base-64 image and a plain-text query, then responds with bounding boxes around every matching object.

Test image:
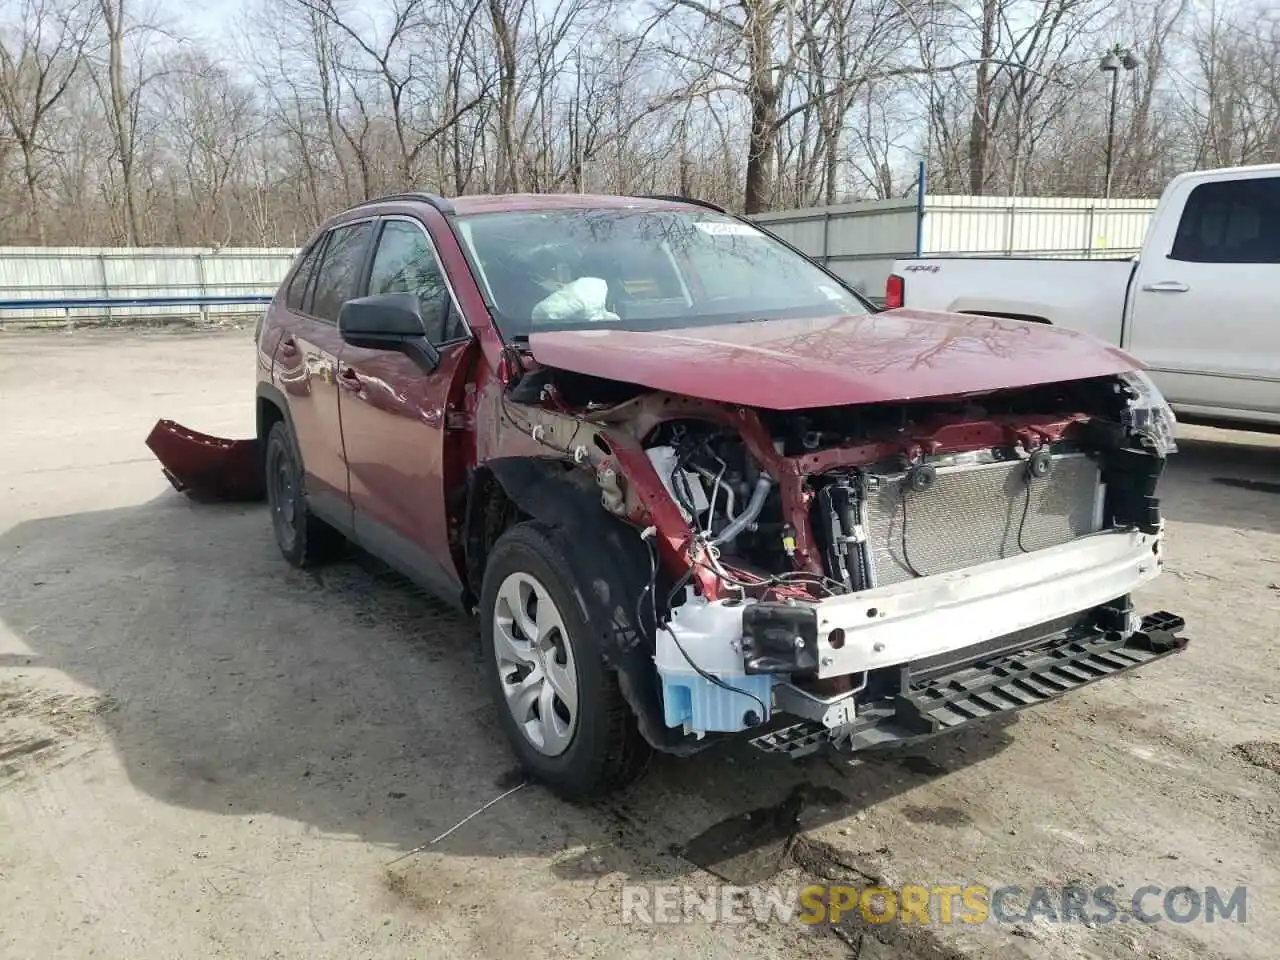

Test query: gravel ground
[0,327,1276,960]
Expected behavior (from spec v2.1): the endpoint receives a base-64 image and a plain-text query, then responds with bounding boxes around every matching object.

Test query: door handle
[422,408,443,427]
[278,335,299,357]
[337,366,362,391]
[1141,280,1190,293]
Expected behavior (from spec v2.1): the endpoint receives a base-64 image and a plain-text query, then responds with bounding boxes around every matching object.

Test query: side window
[442,301,467,342]
[1170,177,1280,264]
[310,221,375,322]
[284,238,324,311]
[368,220,467,343]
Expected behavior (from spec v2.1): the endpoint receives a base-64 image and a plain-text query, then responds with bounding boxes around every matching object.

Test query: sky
[177,0,252,44]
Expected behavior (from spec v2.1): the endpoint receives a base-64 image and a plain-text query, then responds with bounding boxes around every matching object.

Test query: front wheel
[479,522,651,799]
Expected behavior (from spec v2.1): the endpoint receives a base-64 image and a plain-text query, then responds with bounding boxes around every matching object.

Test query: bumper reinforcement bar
[750,612,1187,757]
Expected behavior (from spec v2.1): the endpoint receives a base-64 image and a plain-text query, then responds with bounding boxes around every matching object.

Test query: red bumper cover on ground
[145,419,265,502]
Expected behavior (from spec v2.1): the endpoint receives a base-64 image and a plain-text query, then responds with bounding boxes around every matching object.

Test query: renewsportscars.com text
[619,883,1247,927]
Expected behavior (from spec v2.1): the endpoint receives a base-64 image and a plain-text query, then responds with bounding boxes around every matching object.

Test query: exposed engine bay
[493,360,1186,756]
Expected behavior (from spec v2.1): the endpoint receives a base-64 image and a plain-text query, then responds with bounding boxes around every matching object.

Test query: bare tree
[0,0,97,241]
[0,0,1273,247]
[157,52,262,244]
[94,0,140,241]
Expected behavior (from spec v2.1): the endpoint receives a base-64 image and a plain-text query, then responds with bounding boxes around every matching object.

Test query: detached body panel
[145,419,264,502]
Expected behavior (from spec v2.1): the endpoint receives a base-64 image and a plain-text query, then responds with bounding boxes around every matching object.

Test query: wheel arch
[463,458,604,603]
[256,381,294,445]
[467,457,710,756]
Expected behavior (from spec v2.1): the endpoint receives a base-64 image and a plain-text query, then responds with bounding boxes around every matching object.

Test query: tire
[480,521,651,799]
[263,419,345,567]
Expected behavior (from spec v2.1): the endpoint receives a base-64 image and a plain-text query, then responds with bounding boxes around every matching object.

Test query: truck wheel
[480,522,651,800]
[264,420,344,567]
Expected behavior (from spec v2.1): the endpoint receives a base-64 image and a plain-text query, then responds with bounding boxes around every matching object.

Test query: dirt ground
[0,327,1276,960]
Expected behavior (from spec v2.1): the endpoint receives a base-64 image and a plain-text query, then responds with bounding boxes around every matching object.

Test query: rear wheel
[480,522,651,799]
[264,420,344,567]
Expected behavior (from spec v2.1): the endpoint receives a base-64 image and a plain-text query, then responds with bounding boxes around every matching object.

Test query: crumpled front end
[145,419,265,502]
[489,360,1188,758]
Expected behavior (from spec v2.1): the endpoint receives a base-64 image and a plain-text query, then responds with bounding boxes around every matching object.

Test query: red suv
[153,191,1186,799]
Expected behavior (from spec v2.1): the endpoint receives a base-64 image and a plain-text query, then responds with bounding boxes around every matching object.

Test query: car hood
[526,308,1141,410]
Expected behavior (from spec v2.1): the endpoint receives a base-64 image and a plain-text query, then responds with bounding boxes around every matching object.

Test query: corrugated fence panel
[199,251,299,293]
[0,200,1161,325]
[0,250,101,306]
[922,196,1159,258]
[753,212,830,256]
[755,199,918,296]
[0,247,299,324]
[756,195,1160,298]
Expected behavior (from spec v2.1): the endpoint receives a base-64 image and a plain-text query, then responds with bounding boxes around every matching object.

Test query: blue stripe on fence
[0,295,272,310]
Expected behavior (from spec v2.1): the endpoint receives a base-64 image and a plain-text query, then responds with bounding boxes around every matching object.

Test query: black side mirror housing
[338,293,440,372]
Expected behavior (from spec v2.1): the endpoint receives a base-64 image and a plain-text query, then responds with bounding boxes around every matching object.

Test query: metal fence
[754,198,922,300]
[757,194,1159,301]
[0,247,298,327]
[0,194,1161,327]
[922,195,1158,259]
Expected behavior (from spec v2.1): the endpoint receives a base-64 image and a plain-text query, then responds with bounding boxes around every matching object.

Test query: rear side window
[284,238,325,311]
[310,222,375,322]
[1171,177,1280,264]
[368,220,467,343]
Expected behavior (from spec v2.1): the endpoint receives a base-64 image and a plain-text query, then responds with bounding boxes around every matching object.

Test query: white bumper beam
[808,529,1162,677]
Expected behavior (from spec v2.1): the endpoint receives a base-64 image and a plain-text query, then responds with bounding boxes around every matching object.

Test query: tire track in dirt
[0,681,115,787]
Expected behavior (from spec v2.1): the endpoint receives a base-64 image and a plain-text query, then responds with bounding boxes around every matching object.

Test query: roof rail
[637,194,727,214]
[358,192,456,215]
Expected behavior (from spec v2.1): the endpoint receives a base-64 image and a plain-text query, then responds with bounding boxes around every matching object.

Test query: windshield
[454,208,871,338]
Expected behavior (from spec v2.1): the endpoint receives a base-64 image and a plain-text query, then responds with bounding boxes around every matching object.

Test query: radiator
[863,453,1105,586]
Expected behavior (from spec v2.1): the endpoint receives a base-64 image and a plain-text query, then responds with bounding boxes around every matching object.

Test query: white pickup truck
[886,163,1280,431]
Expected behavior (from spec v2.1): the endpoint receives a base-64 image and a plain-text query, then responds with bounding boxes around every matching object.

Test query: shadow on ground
[0,491,1016,886]
[1162,433,1280,534]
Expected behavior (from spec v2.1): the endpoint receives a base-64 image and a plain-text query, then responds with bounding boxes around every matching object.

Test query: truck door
[1127,171,1280,422]
[273,219,376,528]
[336,216,476,602]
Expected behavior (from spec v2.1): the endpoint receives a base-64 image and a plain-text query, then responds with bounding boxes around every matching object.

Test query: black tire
[263,419,345,567]
[480,521,651,800]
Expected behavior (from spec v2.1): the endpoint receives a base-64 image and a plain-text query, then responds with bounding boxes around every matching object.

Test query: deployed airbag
[531,277,620,324]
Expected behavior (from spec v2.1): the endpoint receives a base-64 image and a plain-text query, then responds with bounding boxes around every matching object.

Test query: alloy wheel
[491,571,579,756]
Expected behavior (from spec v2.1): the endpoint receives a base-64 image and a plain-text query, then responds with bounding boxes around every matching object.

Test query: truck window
[1170,177,1280,264]
[368,220,466,343]
[310,221,375,323]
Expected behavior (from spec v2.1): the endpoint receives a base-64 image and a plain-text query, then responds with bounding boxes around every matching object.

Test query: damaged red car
[149,192,1187,799]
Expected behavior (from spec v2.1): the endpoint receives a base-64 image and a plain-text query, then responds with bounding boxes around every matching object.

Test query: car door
[272,218,377,530]
[1127,172,1280,421]
[337,216,477,601]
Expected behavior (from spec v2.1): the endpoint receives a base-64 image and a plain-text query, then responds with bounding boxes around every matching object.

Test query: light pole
[1099,45,1139,199]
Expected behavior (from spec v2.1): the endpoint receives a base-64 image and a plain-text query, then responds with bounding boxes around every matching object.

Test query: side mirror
[338,292,440,372]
